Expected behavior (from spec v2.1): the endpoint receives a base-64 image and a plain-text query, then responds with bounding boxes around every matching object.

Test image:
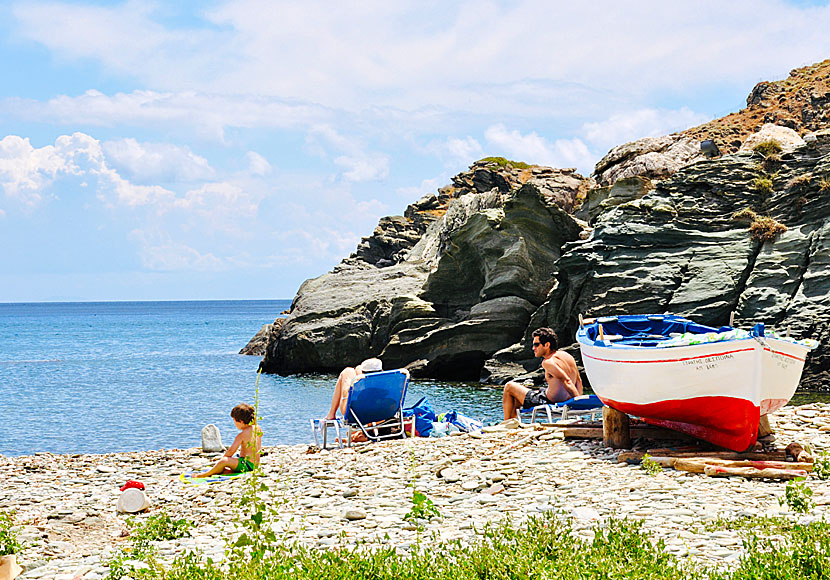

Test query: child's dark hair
[231,403,255,425]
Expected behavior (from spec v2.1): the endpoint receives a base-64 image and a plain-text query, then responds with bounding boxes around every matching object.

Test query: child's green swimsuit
[235,457,255,473]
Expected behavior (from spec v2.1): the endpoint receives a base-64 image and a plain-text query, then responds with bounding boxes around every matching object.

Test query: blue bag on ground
[442,410,483,433]
[403,397,436,437]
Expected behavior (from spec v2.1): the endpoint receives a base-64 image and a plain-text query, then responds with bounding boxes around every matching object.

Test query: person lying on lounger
[502,327,583,420]
[323,357,384,421]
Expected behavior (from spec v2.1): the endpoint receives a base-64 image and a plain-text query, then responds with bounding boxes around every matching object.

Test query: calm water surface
[0,300,503,456]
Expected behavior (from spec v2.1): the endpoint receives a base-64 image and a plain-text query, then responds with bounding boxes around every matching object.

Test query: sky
[1,1,830,302]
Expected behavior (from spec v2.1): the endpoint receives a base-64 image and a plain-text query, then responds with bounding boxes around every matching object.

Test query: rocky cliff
[260,160,589,378]
[500,129,830,389]
[256,61,830,390]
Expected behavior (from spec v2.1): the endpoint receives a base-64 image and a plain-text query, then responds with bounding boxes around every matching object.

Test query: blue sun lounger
[311,369,413,449]
[517,393,605,424]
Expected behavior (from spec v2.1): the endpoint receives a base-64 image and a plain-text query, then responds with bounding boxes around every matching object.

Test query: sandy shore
[2,403,830,579]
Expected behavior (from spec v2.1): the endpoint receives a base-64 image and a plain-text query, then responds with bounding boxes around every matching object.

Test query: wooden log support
[603,406,631,449]
[618,449,791,463]
[703,465,808,479]
[672,458,814,474]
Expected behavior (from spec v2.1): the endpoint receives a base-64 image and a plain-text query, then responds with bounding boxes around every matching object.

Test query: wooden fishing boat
[576,314,817,451]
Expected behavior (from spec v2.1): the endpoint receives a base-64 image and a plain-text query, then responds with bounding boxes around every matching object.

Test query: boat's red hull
[600,395,760,451]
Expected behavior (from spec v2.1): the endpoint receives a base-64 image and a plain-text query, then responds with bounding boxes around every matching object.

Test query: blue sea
[0,300,503,456]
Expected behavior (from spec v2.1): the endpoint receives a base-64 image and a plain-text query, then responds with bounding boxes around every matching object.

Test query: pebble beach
[3,403,830,579]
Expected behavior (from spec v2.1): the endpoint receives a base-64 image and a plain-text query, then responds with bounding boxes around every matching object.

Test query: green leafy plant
[814,450,830,480]
[779,477,814,513]
[640,453,662,476]
[0,511,22,556]
[721,519,830,580]
[105,511,195,579]
[749,215,787,243]
[403,491,442,524]
[127,511,195,543]
[226,470,279,566]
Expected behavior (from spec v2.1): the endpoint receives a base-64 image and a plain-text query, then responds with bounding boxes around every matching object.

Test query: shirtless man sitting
[502,327,583,420]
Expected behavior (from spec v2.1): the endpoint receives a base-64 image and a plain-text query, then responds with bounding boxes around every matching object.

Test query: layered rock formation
[255,61,830,391]
[492,129,830,389]
[260,161,589,378]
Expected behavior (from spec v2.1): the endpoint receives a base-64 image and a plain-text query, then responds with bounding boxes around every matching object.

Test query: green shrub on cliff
[478,156,532,169]
[751,175,775,195]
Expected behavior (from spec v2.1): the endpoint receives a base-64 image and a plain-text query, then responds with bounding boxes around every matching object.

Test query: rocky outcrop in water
[239,318,284,355]
[260,161,589,378]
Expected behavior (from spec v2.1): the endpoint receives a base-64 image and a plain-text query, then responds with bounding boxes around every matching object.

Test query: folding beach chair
[310,369,413,449]
[517,394,605,424]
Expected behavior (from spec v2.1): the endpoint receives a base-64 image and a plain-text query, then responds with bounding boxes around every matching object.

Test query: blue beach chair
[517,394,605,424]
[310,369,413,449]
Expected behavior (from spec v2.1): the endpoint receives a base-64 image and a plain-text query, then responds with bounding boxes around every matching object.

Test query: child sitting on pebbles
[190,403,261,478]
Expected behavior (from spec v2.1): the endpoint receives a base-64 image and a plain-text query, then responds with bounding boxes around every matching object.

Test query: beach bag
[442,410,484,433]
[403,397,436,437]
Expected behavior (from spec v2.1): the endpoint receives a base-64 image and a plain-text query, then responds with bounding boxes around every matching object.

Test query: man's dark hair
[231,403,256,425]
[532,327,559,351]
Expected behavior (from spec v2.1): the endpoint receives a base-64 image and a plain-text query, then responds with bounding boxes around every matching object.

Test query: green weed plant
[0,511,22,556]
[640,453,662,476]
[779,477,814,513]
[814,450,830,480]
[105,511,196,579]
[403,491,441,524]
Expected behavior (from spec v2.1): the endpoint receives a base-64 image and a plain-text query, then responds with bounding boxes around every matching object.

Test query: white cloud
[0,132,175,207]
[0,135,67,205]
[583,107,712,153]
[103,138,214,183]
[129,229,226,272]
[11,1,830,116]
[334,153,389,182]
[397,176,443,202]
[172,182,260,234]
[483,124,595,174]
[246,151,271,176]
[484,125,554,165]
[424,136,484,167]
[307,125,390,182]
[2,90,332,142]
